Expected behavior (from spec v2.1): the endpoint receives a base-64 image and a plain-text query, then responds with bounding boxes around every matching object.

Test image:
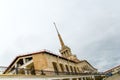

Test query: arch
[52,62,59,74]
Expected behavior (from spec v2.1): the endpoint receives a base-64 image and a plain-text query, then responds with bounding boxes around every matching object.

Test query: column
[84,77,87,80]
[24,67,28,75]
[23,58,28,75]
[69,78,72,80]
[23,58,26,64]
[92,76,95,80]
[81,77,83,80]
[15,63,18,74]
[76,78,79,80]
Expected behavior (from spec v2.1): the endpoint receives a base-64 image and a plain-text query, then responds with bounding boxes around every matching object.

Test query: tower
[54,23,78,61]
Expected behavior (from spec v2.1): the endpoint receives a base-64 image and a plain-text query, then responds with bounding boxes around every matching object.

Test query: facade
[4,24,97,75]
[3,50,97,75]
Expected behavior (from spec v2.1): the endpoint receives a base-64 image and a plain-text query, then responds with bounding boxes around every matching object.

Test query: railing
[0,66,105,76]
[9,68,105,76]
[37,70,105,76]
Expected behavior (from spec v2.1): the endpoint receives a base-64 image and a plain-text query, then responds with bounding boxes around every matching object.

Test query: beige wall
[25,52,96,74]
[44,53,81,73]
[32,53,47,70]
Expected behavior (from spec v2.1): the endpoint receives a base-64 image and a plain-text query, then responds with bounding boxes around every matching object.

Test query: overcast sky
[0,0,120,72]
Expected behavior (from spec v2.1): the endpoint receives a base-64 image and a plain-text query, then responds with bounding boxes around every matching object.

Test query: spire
[53,22,65,48]
[53,22,77,60]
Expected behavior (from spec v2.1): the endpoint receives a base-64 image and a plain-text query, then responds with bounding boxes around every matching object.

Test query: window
[74,67,77,73]
[52,62,59,74]
[77,67,80,72]
[70,66,73,72]
[65,65,69,72]
[59,63,64,72]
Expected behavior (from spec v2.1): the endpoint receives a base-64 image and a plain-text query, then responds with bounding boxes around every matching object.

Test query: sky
[0,0,120,72]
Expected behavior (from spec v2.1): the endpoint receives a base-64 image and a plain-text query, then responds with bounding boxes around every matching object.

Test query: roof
[104,65,120,73]
[4,49,76,74]
[78,60,97,70]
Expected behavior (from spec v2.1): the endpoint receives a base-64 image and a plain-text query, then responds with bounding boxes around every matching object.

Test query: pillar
[69,78,72,80]
[84,77,87,80]
[23,58,28,75]
[76,78,79,80]
[24,67,28,75]
[92,76,95,80]
[15,63,18,74]
[81,77,83,80]
[23,58,26,64]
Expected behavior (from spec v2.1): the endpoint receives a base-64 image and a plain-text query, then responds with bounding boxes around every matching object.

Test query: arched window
[70,66,73,73]
[65,65,69,72]
[59,63,64,72]
[52,62,59,74]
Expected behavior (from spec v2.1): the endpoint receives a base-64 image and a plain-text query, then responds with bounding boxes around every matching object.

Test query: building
[105,65,120,75]
[3,23,97,75]
[104,65,120,80]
